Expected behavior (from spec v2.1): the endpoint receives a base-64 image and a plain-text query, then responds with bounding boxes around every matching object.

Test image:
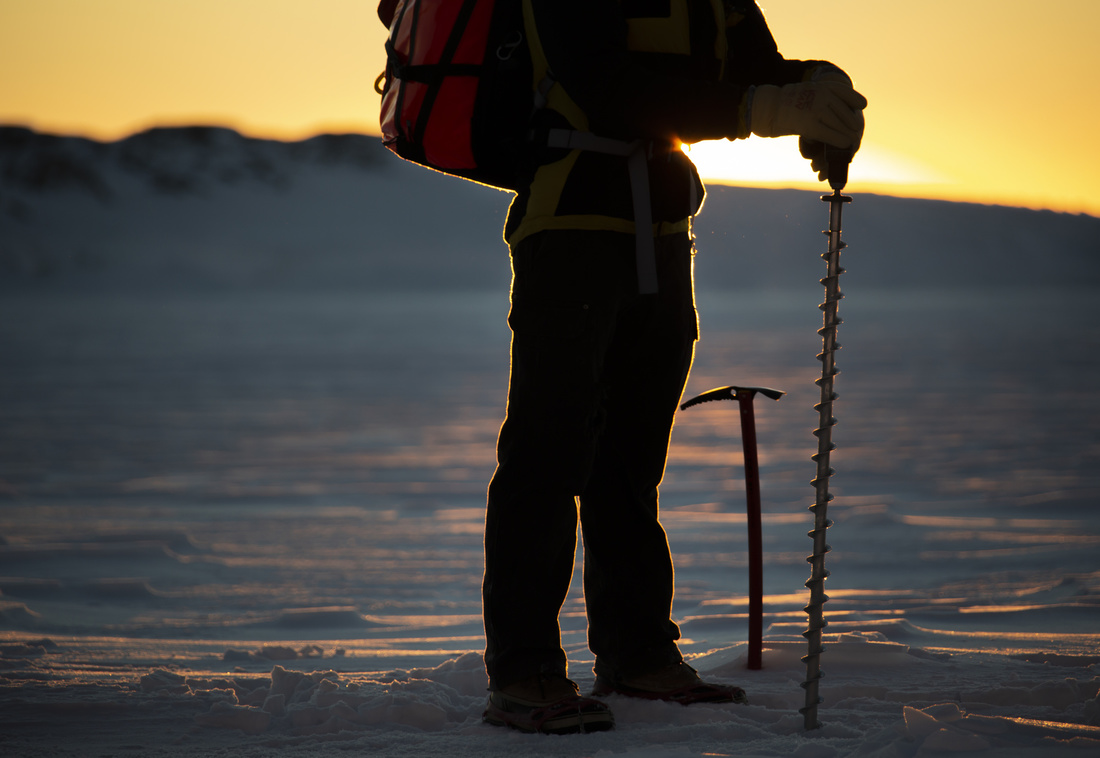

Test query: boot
[484,673,615,734]
[592,662,747,705]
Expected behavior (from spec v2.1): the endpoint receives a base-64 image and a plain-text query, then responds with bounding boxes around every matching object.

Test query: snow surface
[0,127,1098,756]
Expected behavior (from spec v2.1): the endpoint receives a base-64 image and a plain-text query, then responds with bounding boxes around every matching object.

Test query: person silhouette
[481,0,866,734]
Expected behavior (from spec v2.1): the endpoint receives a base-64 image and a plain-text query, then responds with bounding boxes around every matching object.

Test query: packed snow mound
[126,649,1100,754]
[138,654,489,737]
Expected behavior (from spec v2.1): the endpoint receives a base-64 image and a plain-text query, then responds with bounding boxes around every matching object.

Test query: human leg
[577,232,699,680]
[482,230,627,690]
[573,232,749,705]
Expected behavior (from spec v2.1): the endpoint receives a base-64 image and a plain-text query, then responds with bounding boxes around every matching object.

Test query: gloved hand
[749,81,866,150]
[799,137,851,183]
[809,65,854,88]
[798,138,826,181]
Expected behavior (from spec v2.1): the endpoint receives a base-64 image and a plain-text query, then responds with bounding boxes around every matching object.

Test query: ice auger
[802,145,853,730]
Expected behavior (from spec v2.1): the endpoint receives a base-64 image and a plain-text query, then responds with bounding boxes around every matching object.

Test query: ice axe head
[680,385,785,411]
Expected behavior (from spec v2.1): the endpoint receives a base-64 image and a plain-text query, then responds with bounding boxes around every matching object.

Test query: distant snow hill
[2,125,1097,293]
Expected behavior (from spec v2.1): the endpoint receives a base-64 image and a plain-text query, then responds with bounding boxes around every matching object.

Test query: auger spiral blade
[802,147,852,730]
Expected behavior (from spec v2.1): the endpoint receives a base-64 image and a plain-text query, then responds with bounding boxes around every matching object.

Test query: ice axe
[801,144,854,730]
[679,384,785,670]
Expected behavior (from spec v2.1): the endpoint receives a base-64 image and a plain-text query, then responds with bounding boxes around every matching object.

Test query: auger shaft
[802,177,851,730]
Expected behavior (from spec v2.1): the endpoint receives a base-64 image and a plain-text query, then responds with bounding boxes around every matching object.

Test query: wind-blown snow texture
[1,126,1098,756]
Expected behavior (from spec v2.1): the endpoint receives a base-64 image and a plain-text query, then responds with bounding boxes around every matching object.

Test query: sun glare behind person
[685,136,948,191]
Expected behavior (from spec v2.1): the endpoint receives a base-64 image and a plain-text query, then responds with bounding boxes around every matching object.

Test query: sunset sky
[2,0,1097,216]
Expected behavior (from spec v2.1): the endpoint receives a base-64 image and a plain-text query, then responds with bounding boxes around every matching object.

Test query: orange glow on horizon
[1,1,1097,216]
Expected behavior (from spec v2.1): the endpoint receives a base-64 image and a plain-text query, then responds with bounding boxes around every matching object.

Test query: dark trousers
[483,229,698,689]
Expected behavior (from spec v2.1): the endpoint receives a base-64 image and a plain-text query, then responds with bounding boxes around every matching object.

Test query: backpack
[376,0,534,191]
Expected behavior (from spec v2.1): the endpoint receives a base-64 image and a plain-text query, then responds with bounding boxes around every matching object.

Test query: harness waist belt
[546,129,659,295]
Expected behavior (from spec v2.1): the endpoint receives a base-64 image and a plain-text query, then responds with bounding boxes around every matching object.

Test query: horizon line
[5,120,1097,220]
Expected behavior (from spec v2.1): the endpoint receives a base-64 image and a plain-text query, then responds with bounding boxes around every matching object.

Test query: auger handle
[825,145,853,191]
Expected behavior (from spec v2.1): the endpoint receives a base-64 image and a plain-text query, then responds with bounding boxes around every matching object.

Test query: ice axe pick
[680,384,785,670]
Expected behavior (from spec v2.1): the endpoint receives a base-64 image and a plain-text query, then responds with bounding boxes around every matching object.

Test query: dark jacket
[505,0,838,246]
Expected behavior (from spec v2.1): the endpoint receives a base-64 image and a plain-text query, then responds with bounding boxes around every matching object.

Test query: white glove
[750,81,867,149]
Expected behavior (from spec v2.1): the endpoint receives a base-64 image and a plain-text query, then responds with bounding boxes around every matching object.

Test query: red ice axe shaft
[680,385,784,670]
